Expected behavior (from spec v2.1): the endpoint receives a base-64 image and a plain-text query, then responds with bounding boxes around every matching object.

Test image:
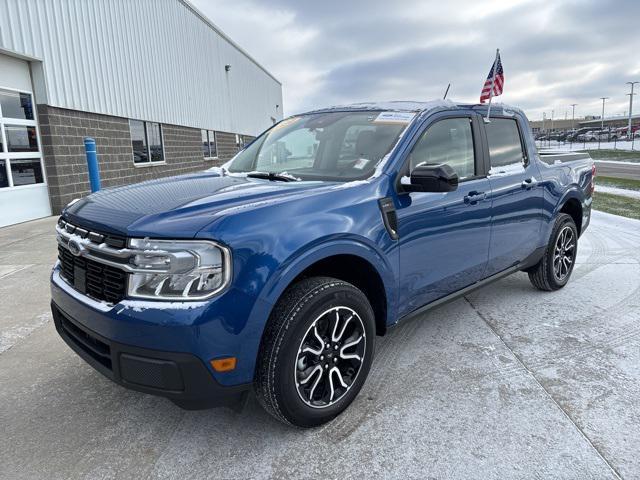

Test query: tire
[254,276,375,427]
[528,213,578,291]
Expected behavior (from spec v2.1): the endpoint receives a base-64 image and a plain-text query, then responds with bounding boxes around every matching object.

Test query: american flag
[480,52,504,103]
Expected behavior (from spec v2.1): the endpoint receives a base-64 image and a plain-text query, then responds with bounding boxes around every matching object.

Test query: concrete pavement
[1,211,639,479]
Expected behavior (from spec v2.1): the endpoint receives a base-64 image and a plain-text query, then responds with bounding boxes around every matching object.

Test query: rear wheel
[528,213,578,291]
[255,276,375,427]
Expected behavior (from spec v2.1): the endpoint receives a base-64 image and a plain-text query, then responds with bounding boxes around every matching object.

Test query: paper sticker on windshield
[373,111,415,124]
[353,158,370,170]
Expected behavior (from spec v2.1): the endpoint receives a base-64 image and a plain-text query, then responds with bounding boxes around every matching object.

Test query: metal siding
[0,0,283,135]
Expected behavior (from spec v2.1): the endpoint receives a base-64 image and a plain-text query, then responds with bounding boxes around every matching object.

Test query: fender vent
[378,197,399,240]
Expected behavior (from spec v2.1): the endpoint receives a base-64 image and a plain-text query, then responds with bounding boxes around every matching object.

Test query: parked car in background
[580,130,608,142]
[51,101,595,427]
[611,127,628,141]
[577,131,592,141]
[568,128,591,142]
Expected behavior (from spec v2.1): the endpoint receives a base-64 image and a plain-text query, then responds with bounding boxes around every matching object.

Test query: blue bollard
[84,137,101,192]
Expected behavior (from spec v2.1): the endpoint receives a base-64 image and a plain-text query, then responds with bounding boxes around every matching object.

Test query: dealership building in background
[0,0,283,227]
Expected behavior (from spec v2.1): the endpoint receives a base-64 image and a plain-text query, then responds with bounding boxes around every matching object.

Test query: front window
[227,111,409,181]
[408,117,475,180]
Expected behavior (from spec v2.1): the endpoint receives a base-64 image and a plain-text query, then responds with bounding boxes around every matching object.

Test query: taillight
[591,164,596,194]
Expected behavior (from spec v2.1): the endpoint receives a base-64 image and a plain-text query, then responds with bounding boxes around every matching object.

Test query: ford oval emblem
[68,240,83,257]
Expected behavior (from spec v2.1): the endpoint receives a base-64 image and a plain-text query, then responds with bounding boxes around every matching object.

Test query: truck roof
[301,100,526,117]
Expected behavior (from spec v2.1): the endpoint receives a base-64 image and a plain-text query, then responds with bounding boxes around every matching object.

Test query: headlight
[127,239,231,300]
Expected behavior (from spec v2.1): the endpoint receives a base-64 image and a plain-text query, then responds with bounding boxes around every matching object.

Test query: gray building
[0,0,283,227]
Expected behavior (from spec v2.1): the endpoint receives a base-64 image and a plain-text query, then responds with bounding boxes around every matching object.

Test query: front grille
[54,306,113,371]
[57,218,128,304]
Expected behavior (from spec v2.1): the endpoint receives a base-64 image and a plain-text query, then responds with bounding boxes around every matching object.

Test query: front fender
[259,236,398,325]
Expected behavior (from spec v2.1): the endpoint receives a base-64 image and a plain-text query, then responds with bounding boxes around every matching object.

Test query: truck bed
[537,151,591,165]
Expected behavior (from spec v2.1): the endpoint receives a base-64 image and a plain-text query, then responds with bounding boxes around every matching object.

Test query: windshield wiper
[245,171,300,182]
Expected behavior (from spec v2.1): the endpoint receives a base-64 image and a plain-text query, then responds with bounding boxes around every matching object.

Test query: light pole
[627,82,639,138]
[570,103,578,127]
[551,109,554,132]
[600,97,609,131]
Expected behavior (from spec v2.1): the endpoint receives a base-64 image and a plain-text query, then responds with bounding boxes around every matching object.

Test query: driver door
[395,112,492,317]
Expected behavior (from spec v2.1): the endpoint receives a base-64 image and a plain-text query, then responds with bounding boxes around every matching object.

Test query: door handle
[464,191,486,205]
[521,178,538,189]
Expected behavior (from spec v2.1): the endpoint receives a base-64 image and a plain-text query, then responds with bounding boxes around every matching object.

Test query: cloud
[191,0,640,121]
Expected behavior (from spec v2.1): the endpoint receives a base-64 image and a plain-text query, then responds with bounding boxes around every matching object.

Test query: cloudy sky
[192,0,640,122]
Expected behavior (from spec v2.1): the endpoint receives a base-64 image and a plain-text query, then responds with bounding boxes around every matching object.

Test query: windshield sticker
[373,111,416,124]
[353,158,370,170]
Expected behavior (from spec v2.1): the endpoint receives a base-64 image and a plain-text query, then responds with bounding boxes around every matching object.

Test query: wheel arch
[557,194,583,235]
[259,240,396,337]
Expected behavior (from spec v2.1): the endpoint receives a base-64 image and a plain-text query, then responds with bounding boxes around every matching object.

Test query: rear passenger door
[484,117,543,276]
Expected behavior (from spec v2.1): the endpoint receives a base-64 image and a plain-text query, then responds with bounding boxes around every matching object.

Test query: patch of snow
[595,159,640,166]
[0,264,32,279]
[309,99,458,113]
[52,269,112,313]
[0,312,51,354]
[596,185,640,200]
[489,163,526,175]
[117,299,208,313]
[591,209,640,227]
[537,140,640,154]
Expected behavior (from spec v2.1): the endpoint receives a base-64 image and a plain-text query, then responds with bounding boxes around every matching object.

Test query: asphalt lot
[1,211,639,479]
[595,160,640,180]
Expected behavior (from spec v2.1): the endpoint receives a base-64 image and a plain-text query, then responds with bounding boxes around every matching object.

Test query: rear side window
[486,118,526,173]
[408,117,475,180]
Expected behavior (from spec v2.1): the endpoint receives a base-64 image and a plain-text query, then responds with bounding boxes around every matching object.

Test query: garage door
[0,54,51,227]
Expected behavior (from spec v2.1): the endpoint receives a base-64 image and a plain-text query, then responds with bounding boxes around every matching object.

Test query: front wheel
[254,276,375,427]
[528,213,578,291]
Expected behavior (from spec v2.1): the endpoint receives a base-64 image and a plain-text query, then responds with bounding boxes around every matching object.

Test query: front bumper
[52,301,250,409]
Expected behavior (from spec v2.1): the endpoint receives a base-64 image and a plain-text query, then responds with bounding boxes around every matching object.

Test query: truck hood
[63,170,332,238]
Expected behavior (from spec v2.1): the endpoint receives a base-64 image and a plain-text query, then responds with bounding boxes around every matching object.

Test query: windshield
[226,111,411,181]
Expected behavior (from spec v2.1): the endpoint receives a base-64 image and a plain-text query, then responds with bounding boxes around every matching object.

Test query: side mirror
[404,164,459,192]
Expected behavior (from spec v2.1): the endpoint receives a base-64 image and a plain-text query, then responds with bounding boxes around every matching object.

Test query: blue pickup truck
[51,100,595,427]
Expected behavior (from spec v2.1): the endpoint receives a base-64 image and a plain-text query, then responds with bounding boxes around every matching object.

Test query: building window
[9,158,44,186]
[147,122,164,163]
[0,89,34,120]
[5,125,39,152]
[130,119,164,164]
[235,134,246,151]
[0,89,44,190]
[201,130,218,159]
[0,160,8,188]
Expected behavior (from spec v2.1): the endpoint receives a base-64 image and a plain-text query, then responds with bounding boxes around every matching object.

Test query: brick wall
[38,105,247,213]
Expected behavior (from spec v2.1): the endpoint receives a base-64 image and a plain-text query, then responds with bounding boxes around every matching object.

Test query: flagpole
[485,48,500,123]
